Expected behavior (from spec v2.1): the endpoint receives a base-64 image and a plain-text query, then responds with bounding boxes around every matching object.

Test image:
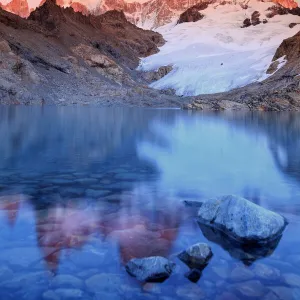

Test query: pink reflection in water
[26,193,185,271]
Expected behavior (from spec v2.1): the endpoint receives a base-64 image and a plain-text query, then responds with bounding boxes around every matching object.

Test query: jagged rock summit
[0,0,299,29]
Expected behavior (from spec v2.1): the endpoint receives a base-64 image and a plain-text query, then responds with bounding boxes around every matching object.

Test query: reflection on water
[1,107,300,299]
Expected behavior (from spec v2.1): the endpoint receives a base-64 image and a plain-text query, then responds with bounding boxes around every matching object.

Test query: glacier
[138,0,300,96]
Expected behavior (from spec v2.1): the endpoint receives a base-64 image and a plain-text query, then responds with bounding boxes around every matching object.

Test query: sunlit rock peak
[0,0,298,27]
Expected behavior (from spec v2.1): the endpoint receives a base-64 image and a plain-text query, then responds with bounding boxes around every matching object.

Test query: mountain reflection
[0,194,24,226]
[0,106,175,173]
[222,112,300,185]
[0,192,184,273]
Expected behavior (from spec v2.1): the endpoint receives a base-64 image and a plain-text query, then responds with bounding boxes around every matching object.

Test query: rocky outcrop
[125,256,176,282]
[72,44,134,85]
[28,0,66,33]
[266,5,300,18]
[272,31,300,62]
[177,1,216,24]
[141,65,173,82]
[241,11,261,27]
[178,243,212,269]
[241,18,251,28]
[266,31,300,74]
[197,195,287,245]
[251,11,260,26]
[289,22,300,28]
[177,6,204,23]
[70,2,89,15]
[0,0,183,106]
[0,39,11,52]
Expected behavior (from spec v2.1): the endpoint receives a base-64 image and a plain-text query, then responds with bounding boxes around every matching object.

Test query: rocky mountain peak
[69,1,89,15]
[98,9,128,24]
[28,0,66,31]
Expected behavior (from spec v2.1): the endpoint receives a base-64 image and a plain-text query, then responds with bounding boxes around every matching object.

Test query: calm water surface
[0,107,300,300]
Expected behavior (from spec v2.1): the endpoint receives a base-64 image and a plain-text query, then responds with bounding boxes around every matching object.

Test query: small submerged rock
[229,265,254,282]
[253,263,280,281]
[231,280,266,297]
[197,195,287,245]
[51,274,84,289]
[283,273,300,288]
[125,256,175,282]
[176,283,206,300]
[178,243,212,269]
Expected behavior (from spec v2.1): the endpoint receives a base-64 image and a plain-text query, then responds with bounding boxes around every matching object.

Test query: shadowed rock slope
[0,0,181,106]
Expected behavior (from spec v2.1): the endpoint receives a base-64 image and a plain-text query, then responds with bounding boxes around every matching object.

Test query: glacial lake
[0,106,300,300]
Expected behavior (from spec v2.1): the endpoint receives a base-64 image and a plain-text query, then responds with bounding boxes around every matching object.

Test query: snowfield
[138,1,300,96]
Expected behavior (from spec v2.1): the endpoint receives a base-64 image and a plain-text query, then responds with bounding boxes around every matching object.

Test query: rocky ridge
[0,0,182,106]
[0,0,299,29]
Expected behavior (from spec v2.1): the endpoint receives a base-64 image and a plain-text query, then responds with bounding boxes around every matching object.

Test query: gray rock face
[197,195,287,245]
[125,256,175,282]
[178,243,213,269]
[199,223,281,265]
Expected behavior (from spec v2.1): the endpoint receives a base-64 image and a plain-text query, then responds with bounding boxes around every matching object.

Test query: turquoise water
[0,107,300,299]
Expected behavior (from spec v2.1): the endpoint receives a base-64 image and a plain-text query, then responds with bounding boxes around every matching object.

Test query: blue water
[0,107,300,300]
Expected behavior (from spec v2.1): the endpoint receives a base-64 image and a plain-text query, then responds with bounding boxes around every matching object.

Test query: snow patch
[259,55,287,81]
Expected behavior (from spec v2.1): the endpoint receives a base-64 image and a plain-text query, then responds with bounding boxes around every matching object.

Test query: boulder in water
[125,256,175,282]
[197,195,287,245]
[178,243,212,269]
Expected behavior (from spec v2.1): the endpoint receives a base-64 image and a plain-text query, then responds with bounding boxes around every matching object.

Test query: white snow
[138,0,300,96]
[258,55,287,81]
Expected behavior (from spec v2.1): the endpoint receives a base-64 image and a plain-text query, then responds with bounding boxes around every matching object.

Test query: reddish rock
[1,0,30,18]
[0,0,299,25]
[70,1,89,15]
[273,0,298,9]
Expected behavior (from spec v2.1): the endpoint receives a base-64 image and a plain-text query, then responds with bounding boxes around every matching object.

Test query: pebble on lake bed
[125,256,175,282]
